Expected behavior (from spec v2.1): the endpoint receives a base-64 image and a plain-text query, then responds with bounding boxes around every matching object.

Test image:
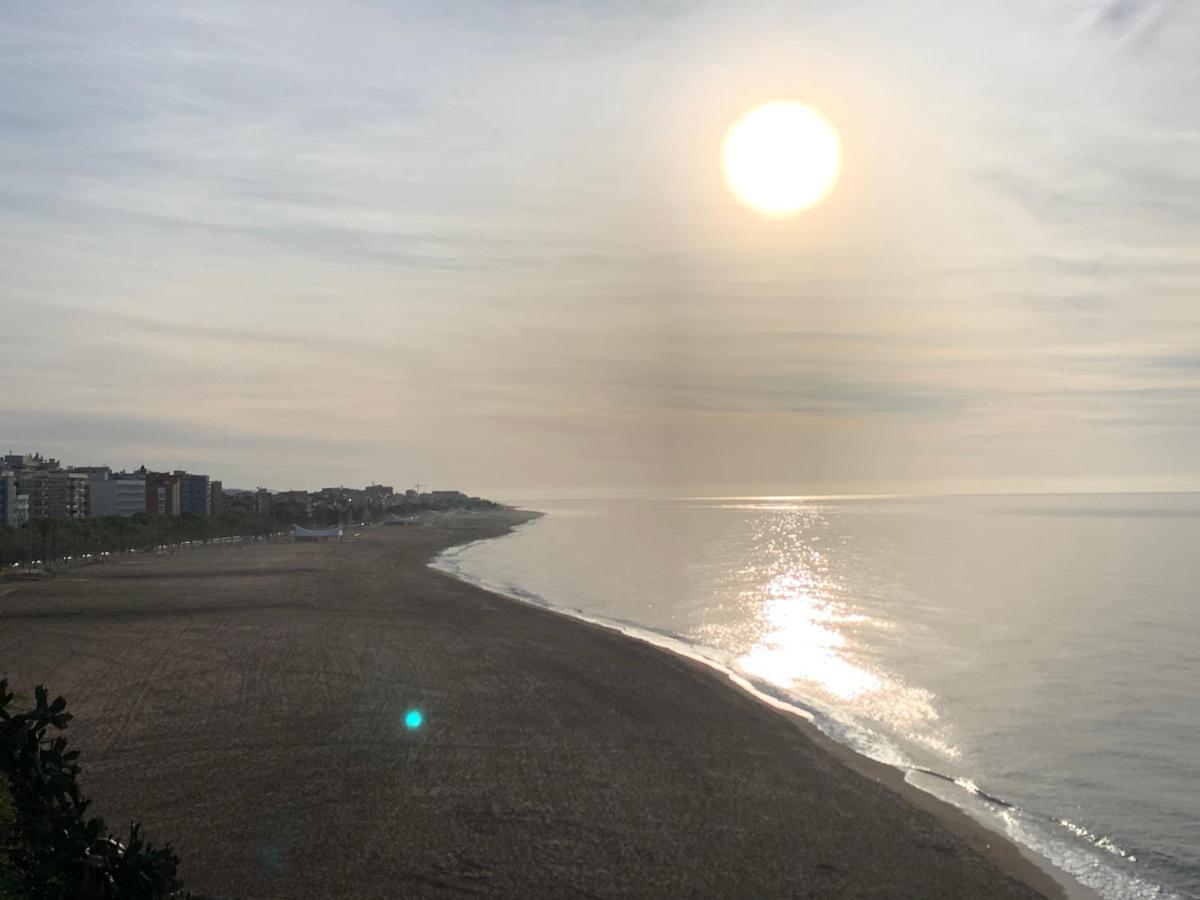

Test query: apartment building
[85,469,148,518]
[178,472,210,515]
[0,471,16,527]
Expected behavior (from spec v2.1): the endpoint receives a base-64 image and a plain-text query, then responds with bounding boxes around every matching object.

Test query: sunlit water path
[434,494,1200,900]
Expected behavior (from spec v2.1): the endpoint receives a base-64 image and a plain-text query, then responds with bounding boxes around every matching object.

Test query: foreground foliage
[0,680,186,899]
[1,776,20,899]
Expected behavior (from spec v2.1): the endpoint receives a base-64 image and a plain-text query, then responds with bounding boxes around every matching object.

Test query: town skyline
[0,447,474,527]
[1,446,444,493]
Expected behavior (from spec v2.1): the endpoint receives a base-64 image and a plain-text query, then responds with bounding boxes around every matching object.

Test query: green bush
[0,681,187,899]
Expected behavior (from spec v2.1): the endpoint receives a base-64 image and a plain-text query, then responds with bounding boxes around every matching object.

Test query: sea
[432,494,1200,900]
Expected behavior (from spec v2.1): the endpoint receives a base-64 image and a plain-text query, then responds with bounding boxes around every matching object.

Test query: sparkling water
[434,494,1200,899]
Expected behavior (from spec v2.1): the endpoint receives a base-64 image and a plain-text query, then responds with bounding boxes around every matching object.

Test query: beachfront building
[44,470,89,519]
[21,470,52,520]
[1,465,33,526]
[86,469,147,518]
[3,454,59,520]
[142,470,181,515]
[0,452,411,526]
[364,484,394,508]
[3,459,89,520]
[315,486,368,509]
[254,488,273,515]
[428,490,468,504]
[12,493,29,526]
[0,471,15,527]
[209,480,225,515]
[2,453,57,472]
[178,472,210,515]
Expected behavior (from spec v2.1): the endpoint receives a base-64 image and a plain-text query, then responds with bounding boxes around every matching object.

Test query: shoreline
[0,509,1088,897]
[431,512,1096,900]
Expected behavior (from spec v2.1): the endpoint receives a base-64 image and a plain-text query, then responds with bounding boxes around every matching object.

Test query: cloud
[1081,0,1180,44]
[3,1,1200,493]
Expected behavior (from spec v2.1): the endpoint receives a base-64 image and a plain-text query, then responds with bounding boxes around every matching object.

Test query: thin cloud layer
[2,1,1199,496]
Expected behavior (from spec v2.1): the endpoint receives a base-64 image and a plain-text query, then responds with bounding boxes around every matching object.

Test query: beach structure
[292,524,342,542]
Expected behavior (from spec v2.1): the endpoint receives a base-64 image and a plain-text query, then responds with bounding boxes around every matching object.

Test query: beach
[0,509,1068,898]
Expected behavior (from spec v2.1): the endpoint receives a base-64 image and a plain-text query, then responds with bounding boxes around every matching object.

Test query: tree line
[0,494,500,569]
[0,509,280,570]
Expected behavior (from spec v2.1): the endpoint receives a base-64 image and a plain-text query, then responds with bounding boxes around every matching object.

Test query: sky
[3,0,1199,499]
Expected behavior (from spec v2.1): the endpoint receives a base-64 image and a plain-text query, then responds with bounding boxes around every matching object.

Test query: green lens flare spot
[405,709,423,730]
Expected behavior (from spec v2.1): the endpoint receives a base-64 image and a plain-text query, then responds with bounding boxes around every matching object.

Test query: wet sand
[0,510,1068,898]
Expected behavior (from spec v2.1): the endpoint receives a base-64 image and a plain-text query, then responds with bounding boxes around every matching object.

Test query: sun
[721,101,842,218]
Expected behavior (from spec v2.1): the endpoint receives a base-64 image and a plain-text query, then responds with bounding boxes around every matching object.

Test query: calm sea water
[434,494,1200,899]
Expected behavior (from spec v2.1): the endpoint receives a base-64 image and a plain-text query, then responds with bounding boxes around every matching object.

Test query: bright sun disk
[722,100,842,218]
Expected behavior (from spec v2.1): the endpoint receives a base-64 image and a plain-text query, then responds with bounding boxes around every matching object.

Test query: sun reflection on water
[737,576,878,700]
[712,508,956,759]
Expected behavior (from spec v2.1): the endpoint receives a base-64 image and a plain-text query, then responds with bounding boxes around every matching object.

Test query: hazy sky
[3,0,1199,498]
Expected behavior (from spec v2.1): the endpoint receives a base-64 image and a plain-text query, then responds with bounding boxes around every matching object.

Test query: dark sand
[0,510,1069,898]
